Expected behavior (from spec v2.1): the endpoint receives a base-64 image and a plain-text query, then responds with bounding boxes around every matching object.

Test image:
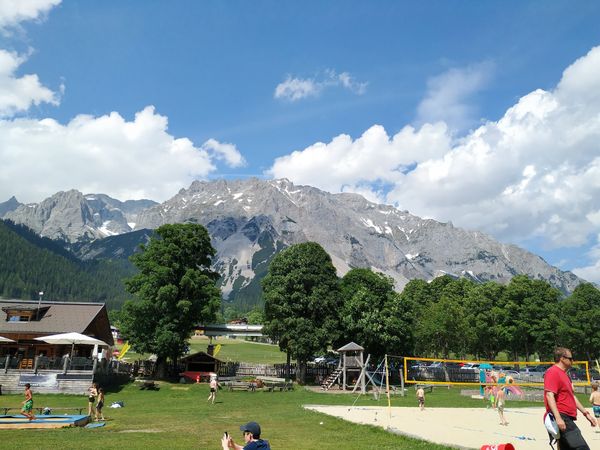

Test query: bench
[224,381,257,392]
[256,376,293,392]
[135,380,160,390]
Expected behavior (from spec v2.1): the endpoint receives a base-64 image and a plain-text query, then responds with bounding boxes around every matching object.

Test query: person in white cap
[208,373,219,404]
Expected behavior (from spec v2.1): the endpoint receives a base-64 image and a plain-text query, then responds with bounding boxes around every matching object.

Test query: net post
[385,354,391,420]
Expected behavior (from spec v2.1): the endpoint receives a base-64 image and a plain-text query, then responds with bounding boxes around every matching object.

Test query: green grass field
[189,336,287,365]
[0,383,510,450]
[121,336,287,365]
[1,382,579,450]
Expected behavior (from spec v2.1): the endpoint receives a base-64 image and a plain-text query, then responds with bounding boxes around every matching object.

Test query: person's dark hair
[25,383,30,388]
[554,347,570,363]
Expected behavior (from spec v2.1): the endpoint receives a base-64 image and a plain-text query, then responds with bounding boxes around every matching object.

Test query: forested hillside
[0,220,134,308]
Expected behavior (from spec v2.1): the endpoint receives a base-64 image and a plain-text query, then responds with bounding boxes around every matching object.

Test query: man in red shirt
[544,347,596,449]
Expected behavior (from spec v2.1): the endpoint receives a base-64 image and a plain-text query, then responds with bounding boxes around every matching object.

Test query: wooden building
[179,351,222,382]
[0,299,113,372]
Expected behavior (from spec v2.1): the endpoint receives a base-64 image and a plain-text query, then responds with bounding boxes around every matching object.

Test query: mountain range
[0,178,583,308]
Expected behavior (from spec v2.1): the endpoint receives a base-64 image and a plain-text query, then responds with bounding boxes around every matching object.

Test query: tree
[120,223,221,377]
[463,282,507,359]
[502,275,561,361]
[558,283,600,360]
[414,279,471,358]
[338,268,412,359]
[262,242,341,384]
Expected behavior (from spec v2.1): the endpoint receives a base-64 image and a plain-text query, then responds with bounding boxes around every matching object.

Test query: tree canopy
[120,223,221,375]
[338,268,412,358]
[262,242,341,383]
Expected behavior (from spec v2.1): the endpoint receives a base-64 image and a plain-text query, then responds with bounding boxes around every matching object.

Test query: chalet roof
[180,351,222,362]
[0,299,114,345]
[337,341,364,352]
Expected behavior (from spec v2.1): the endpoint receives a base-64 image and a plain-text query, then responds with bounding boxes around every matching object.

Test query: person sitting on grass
[221,421,271,450]
[21,383,35,421]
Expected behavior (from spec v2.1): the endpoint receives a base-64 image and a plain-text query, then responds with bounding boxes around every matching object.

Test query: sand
[303,405,600,449]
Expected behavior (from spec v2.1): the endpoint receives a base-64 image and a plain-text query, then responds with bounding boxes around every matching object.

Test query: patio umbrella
[0,335,15,343]
[34,332,107,356]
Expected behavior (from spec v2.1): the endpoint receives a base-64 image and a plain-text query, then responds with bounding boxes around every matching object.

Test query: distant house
[0,299,114,367]
[179,351,222,382]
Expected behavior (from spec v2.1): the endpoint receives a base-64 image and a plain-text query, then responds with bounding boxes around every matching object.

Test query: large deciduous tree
[262,242,341,384]
[120,223,221,377]
[558,283,600,360]
[502,275,561,361]
[338,268,412,359]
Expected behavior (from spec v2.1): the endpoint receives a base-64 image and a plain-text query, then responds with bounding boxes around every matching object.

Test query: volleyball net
[399,356,591,387]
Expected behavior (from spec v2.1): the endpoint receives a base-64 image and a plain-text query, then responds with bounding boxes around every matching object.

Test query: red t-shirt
[544,365,577,418]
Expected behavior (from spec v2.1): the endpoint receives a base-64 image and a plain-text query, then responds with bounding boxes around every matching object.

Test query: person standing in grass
[495,386,508,426]
[87,382,98,416]
[208,373,219,404]
[416,386,425,411]
[21,383,35,421]
[95,387,106,421]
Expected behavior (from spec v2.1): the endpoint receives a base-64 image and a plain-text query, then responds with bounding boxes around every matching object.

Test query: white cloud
[274,76,319,101]
[573,236,600,283]
[274,70,367,101]
[0,49,59,116]
[0,106,246,203]
[201,138,246,168]
[267,46,600,281]
[0,0,61,34]
[416,61,493,132]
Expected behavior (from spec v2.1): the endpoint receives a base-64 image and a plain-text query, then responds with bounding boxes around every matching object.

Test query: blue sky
[1,1,600,281]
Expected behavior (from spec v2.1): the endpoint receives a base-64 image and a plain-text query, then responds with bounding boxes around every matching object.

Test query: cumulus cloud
[274,70,367,101]
[267,46,600,282]
[0,0,61,34]
[0,49,59,116]
[416,61,494,132]
[201,138,246,168]
[0,106,246,203]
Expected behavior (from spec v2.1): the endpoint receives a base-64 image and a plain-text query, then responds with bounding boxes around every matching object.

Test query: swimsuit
[418,396,425,406]
[22,399,33,413]
[593,405,600,418]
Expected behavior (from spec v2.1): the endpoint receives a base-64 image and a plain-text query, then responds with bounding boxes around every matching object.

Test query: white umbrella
[0,335,15,343]
[34,332,107,356]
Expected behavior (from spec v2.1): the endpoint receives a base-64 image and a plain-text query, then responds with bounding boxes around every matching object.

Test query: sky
[1,1,600,282]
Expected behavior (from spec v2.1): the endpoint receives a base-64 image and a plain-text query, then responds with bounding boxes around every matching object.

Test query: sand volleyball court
[304,405,600,449]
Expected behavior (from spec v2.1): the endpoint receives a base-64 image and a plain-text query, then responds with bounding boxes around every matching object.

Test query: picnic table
[135,379,160,390]
[223,380,257,392]
[256,376,293,391]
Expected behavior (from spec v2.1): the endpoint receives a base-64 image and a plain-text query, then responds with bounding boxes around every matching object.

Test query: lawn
[189,336,287,365]
[121,336,287,365]
[0,383,503,450]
